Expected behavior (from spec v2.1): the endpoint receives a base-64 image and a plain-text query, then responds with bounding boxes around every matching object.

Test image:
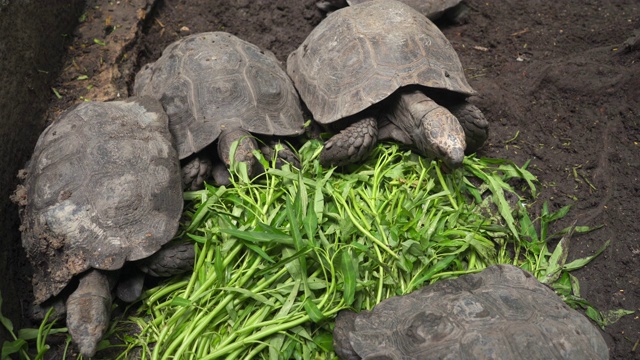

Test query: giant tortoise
[333,264,609,359]
[12,97,194,357]
[287,0,488,168]
[135,32,305,188]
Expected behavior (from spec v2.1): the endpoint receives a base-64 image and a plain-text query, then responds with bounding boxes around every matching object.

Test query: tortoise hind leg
[136,242,195,277]
[115,265,145,303]
[117,242,195,303]
[320,116,378,167]
[66,269,113,358]
[448,102,489,154]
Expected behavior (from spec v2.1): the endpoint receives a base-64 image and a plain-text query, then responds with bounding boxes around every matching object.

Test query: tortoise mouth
[439,145,465,169]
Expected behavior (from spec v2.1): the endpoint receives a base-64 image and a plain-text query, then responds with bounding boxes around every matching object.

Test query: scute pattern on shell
[334,264,609,359]
[20,97,183,304]
[134,32,305,160]
[287,0,476,125]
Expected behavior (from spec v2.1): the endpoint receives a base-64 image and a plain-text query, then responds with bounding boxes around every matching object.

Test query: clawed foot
[181,155,212,190]
[260,140,300,169]
[449,102,489,154]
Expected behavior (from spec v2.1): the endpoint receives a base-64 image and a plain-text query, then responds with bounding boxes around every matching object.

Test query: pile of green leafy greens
[2,140,625,359]
[117,140,611,359]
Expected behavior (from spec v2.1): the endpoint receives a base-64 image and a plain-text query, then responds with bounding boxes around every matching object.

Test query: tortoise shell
[346,0,462,20]
[17,97,183,304]
[134,32,305,160]
[333,264,609,359]
[287,0,475,125]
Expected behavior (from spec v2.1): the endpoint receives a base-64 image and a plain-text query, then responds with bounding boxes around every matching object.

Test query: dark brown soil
[26,0,640,358]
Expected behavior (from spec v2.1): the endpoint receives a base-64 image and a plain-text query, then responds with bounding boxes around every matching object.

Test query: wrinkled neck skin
[387,88,466,168]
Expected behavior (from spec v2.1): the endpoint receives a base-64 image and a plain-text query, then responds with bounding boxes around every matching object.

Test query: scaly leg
[320,116,378,167]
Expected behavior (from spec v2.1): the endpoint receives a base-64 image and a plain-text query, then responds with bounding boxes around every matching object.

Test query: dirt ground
[29,0,640,358]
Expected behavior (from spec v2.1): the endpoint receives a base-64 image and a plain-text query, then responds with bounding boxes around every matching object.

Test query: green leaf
[599,308,635,327]
[339,249,356,306]
[545,205,572,223]
[96,339,111,352]
[214,244,225,283]
[573,225,603,234]
[303,200,318,243]
[287,188,311,296]
[1,339,26,359]
[257,247,313,277]
[541,229,572,284]
[313,332,334,352]
[562,240,610,272]
[569,273,581,297]
[187,233,208,243]
[186,189,224,232]
[466,164,519,240]
[17,328,40,340]
[219,287,275,307]
[268,333,286,359]
[221,228,293,245]
[241,241,276,263]
[303,299,324,323]
[585,306,604,327]
[0,292,13,333]
[170,297,191,307]
[93,38,106,46]
[274,280,300,319]
[517,204,538,242]
[409,255,456,291]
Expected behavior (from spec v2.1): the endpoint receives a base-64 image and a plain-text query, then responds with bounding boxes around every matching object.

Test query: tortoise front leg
[66,269,113,358]
[216,127,263,185]
[260,139,301,169]
[181,155,213,190]
[448,102,489,154]
[320,116,378,167]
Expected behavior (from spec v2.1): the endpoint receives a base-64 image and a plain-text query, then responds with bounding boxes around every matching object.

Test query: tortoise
[287,0,488,168]
[316,0,467,23]
[134,31,305,189]
[12,97,194,358]
[333,264,609,359]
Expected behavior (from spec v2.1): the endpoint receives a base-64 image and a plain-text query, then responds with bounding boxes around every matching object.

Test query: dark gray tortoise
[12,97,194,358]
[316,0,466,22]
[134,31,305,189]
[287,0,488,168]
[333,264,609,360]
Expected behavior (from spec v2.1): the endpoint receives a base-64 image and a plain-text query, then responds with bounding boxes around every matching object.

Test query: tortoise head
[419,107,466,169]
[391,89,466,169]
